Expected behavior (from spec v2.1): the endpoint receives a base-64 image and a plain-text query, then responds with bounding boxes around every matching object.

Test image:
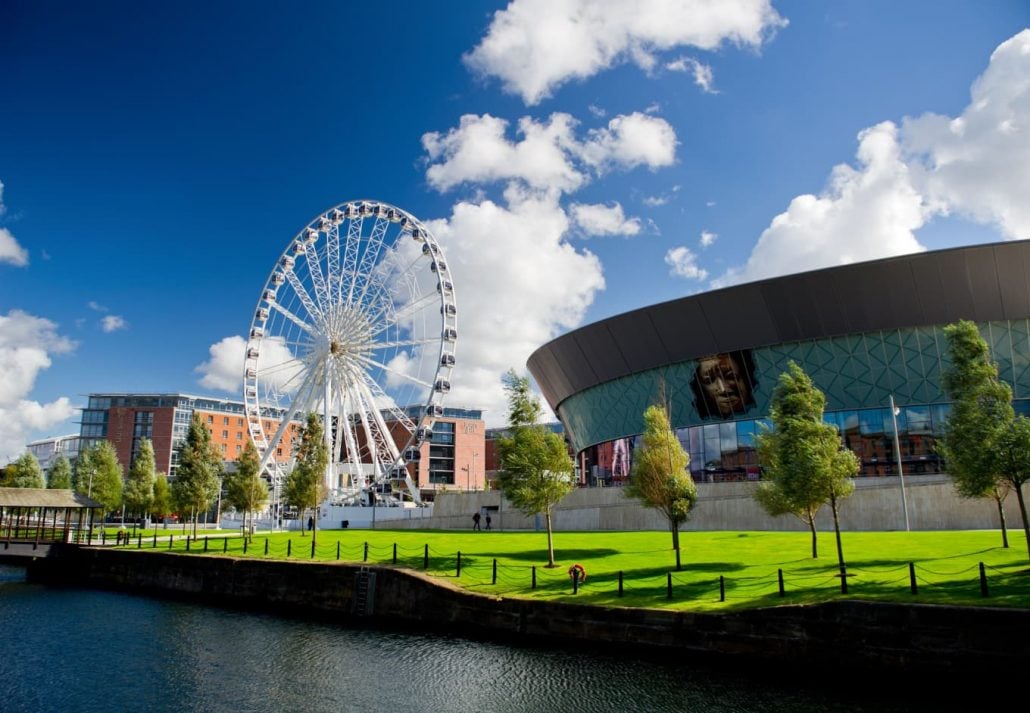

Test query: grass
[114,527,1030,613]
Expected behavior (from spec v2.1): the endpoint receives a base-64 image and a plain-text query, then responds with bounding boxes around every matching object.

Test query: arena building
[527,240,1030,487]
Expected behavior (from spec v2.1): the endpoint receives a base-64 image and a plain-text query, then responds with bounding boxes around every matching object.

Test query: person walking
[472,512,481,531]
[485,514,492,530]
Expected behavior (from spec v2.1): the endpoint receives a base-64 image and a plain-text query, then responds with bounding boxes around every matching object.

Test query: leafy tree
[284,412,329,543]
[123,438,156,527]
[152,473,172,529]
[73,441,123,517]
[225,439,268,542]
[941,319,1030,558]
[753,478,820,558]
[172,414,223,537]
[2,452,45,488]
[625,403,696,567]
[47,455,72,489]
[756,361,858,574]
[496,369,575,568]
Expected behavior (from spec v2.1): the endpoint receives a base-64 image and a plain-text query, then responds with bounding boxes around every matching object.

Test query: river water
[0,565,940,713]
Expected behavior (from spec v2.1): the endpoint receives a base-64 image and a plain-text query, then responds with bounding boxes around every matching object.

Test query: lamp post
[889,394,911,531]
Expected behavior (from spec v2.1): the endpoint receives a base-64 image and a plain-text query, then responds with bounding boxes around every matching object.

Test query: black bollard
[532,566,537,589]
[244,539,248,554]
[979,562,989,598]
[423,544,429,570]
[168,535,173,550]
[839,564,848,594]
[363,542,369,562]
[667,572,673,599]
[720,575,725,602]
[287,539,291,557]
[153,532,157,548]
[204,538,208,552]
[137,534,142,549]
[264,538,269,556]
[186,537,191,552]
[311,539,315,558]
[102,530,106,546]
[393,543,397,564]
[618,570,624,597]
[492,558,497,585]
[572,568,579,594]
[778,568,785,597]
[909,562,918,595]
[336,541,340,560]
[456,551,462,577]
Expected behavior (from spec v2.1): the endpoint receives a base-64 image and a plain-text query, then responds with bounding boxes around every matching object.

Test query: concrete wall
[27,546,1030,681]
[394,474,1020,532]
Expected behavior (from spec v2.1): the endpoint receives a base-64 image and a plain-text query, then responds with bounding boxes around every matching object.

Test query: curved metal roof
[528,240,1030,412]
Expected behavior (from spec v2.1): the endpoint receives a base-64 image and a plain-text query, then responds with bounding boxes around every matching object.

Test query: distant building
[25,433,83,476]
[79,393,484,500]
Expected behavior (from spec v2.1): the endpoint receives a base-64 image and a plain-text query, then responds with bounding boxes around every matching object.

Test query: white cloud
[426,188,605,426]
[666,56,717,93]
[0,310,77,463]
[716,30,1030,288]
[643,195,667,207]
[570,201,641,236]
[465,0,786,105]
[902,29,1030,240]
[700,230,717,247]
[101,315,128,332]
[665,246,708,280]
[587,104,606,118]
[87,301,108,312]
[0,228,28,267]
[197,335,303,394]
[423,111,677,193]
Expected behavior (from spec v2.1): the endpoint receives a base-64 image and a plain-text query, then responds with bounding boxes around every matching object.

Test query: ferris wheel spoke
[367,291,436,337]
[365,337,442,352]
[282,266,325,326]
[361,372,417,435]
[300,241,332,317]
[351,216,391,308]
[269,301,316,336]
[340,213,363,306]
[257,362,322,472]
[359,250,424,318]
[354,374,403,466]
[326,221,341,304]
[351,352,434,390]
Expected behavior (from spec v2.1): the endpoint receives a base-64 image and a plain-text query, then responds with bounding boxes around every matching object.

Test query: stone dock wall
[27,546,1029,681]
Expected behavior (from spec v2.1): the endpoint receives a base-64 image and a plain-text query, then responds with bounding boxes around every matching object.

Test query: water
[0,565,938,713]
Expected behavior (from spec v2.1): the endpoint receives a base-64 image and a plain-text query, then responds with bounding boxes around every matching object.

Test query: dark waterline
[0,565,942,713]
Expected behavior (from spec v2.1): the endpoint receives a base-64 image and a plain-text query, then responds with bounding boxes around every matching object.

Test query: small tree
[2,452,45,488]
[753,479,821,558]
[124,438,156,529]
[625,403,696,568]
[284,412,329,544]
[225,439,268,541]
[496,369,575,567]
[48,455,72,489]
[940,319,1018,549]
[77,441,124,520]
[172,414,223,537]
[152,473,171,529]
[756,362,858,574]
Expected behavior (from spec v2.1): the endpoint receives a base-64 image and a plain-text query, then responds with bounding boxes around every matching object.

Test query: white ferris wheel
[243,200,456,508]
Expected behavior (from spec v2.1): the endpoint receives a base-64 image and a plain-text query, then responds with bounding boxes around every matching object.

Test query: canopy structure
[0,487,102,546]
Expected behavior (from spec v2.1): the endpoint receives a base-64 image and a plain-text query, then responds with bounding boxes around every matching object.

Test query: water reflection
[0,567,936,713]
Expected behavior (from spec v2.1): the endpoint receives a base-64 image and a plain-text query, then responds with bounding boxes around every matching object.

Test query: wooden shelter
[0,487,102,545]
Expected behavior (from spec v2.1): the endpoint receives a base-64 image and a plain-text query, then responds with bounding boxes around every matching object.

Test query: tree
[941,319,1030,558]
[625,403,696,567]
[753,479,821,558]
[496,369,575,567]
[172,414,223,538]
[225,439,268,542]
[74,441,123,518]
[756,361,858,575]
[47,455,72,489]
[284,412,329,544]
[2,452,45,488]
[123,438,156,527]
[152,473,172,529]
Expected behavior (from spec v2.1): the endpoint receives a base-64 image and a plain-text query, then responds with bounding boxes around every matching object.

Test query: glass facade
[566,321,1030,481]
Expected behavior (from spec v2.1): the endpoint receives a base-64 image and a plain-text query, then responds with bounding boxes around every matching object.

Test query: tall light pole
[889,394,911,531]
[472,452,478,491]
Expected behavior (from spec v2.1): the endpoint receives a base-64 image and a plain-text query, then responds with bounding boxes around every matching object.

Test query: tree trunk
[807,510,818,559]
[1012,480,1030,561]
[545,510,556,567]
[994,489,1009,548]
[671,520,681,571]
[829,492,846,580]
[312,508,318,546]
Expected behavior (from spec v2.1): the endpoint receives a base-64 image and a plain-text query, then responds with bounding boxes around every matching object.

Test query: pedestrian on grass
[485,514,492,530]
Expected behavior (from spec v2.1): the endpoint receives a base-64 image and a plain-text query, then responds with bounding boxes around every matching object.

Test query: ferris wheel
[243,200,456,507]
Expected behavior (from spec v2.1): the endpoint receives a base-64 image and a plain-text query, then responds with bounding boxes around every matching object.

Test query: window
[220,443,227,453]
[222,430,229,438]
[236,445,242,454]
[223,417,229,425]
[237,432,243,440]
[207,415,213,424]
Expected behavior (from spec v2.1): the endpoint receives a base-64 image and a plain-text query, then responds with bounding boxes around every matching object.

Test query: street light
[889,394,911,531]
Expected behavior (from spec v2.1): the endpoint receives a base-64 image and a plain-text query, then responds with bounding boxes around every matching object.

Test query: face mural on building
[690,350,757,419]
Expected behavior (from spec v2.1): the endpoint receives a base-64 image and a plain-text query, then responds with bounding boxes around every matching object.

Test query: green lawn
[117,528,1030,613]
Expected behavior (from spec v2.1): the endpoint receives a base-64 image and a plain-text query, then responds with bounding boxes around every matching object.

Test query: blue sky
[1,0,1028,461]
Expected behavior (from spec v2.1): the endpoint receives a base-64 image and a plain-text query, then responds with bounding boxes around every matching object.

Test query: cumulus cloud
[716,29,1030,288]
[87,301,108,312]
[465,0,786,105]
[422,111,677,193]
[643,195,667,207]
[196,335,302,394]
[665,246,708,280]
[902,29,1030,240]
[0,182,28,267]
[0,310,77,463]
[571,201,641,236]
[666,56,717,93]
[426,188,604,424]
[700,230,717,248]
[101,315,128,332]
